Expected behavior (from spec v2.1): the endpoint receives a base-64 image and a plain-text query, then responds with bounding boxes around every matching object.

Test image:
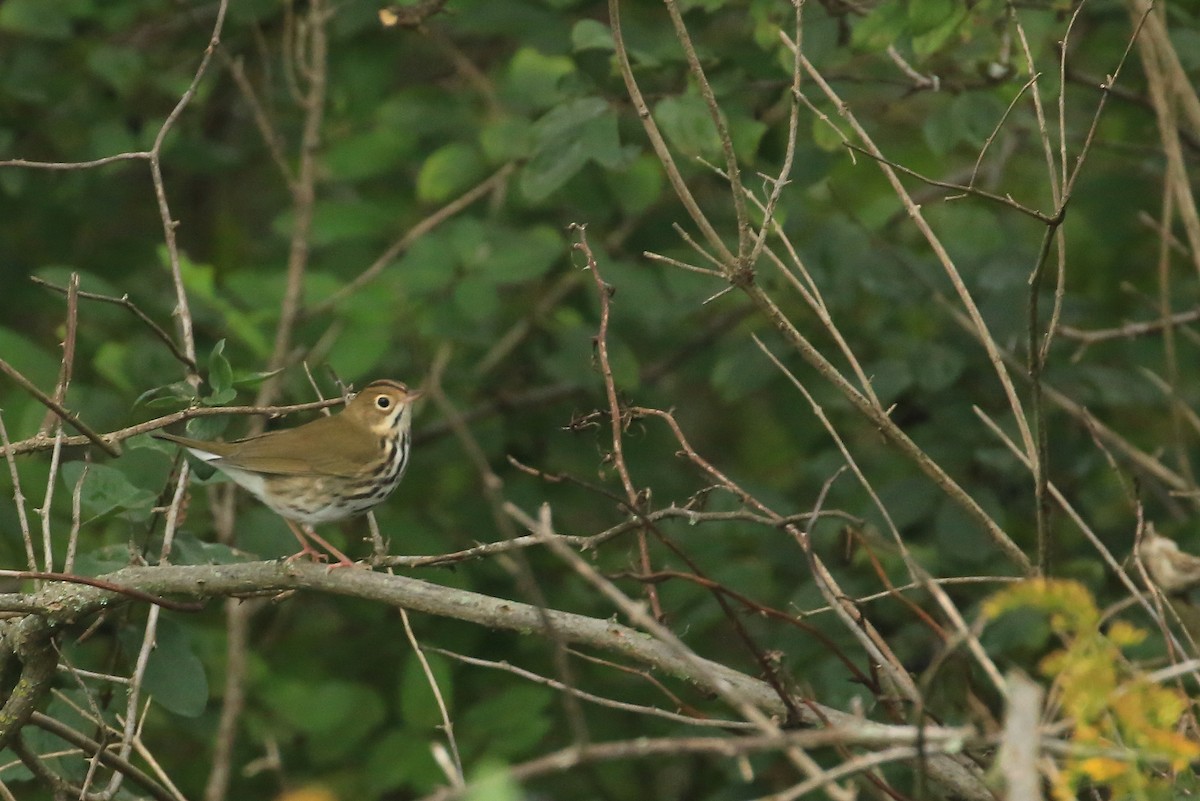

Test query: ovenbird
[155,379,421,566]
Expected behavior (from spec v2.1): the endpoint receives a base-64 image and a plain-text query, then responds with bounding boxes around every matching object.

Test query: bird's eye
[375,395,392,410]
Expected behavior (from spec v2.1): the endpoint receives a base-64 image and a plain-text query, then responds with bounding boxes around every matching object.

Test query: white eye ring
[376,395,392,410]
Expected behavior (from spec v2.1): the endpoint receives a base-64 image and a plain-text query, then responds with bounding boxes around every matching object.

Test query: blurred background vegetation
[1,0,1198,798]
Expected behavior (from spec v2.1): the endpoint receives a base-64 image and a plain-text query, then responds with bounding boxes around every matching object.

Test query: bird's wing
[219,420,375,478]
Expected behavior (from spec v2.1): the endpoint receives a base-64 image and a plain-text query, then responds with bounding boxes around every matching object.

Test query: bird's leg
[283,519,329,564]
[298,523,357,568]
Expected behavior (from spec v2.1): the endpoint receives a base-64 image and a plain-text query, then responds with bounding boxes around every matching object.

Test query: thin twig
[203,598,254,801]
[420,732,968,801]
[0,412,36,572]
[0,397,342,458]
[221,54,295,186]
[311,163,516,315]
[1129,0,1200,277]
[972,406,1171,627]
[400,608,464,785]
[0,358,120,457]
[62,462,87,574]
[845,144,1053,223]
[629,403,930,710]
[0,153,148,170]
[423,346,594,746]
[37,430,64,573]
[475,268,583,378]
[22,715,180,801]
[885,44,939,90]
[746,1,803,268]
[511,501,856,800]
[107,465,190,795]
[376,506,854,568]
[662,0,749,260]
[149,0,230,381]
[38,273,80,435]
[30,276,197,372]
[429,645,756,728]
[608,0,733,264]
[1058,307,1200,344]
[570,223,662,620]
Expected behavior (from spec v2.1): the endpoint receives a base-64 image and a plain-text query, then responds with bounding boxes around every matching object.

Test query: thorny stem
[570,223,664,621]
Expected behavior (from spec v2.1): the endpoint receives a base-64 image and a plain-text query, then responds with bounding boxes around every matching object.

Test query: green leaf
[231,368,283,389]
[460,685,553,757]
[302,199,397,246]
[86,119,140,159]
[60,462,156,521]
[312,691,388,765]
[655,94,721,158]
[267,680,385,761]
[398,652,453,728]
[324,126,418,181]
[951,91,1008,149]
[0,327,58,391]
[982,605,1054,659]
[811,114,847,153]
[93,342,132,393]
[571,19,614,52]
[395,229,462,294]
[183,414,232,442]
[465,761,524,801]
[908,0,957,34]
[166,249,271,357]
[174,250,217,300]
[470,224,563,283]
[504,47,575,111]
[365,728,443,795]
[202,387,236,406]
[73,545,133,577]
[453,275,501,326]
[935,494,1002,566]
[480,116,535,162]
[86,45,143,95]
[134,380,196,409]
[913,4,967,56]
[605,153,664,215]
[207,339,233,398]
[876,477,938,531]
[139,619,209,717]
[325,286,395,381]
[729,114,767,163]
[520,97,622,201]
[851,1,906,51]
[166,532,249,566]
[865,358,913,406]
[417,143,488,203]
[912,342,965,392]
[0,0,84,38]
[921,102,959,156]
[712,346,776,402]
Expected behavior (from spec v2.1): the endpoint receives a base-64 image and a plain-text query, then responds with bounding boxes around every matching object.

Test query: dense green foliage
[1,0,1199,799]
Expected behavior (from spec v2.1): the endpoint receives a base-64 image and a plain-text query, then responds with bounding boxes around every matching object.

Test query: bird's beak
[405,389,425,402]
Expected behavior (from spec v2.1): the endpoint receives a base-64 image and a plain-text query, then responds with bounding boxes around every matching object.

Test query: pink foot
[285,519,360,568]
[284,542,329,564]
